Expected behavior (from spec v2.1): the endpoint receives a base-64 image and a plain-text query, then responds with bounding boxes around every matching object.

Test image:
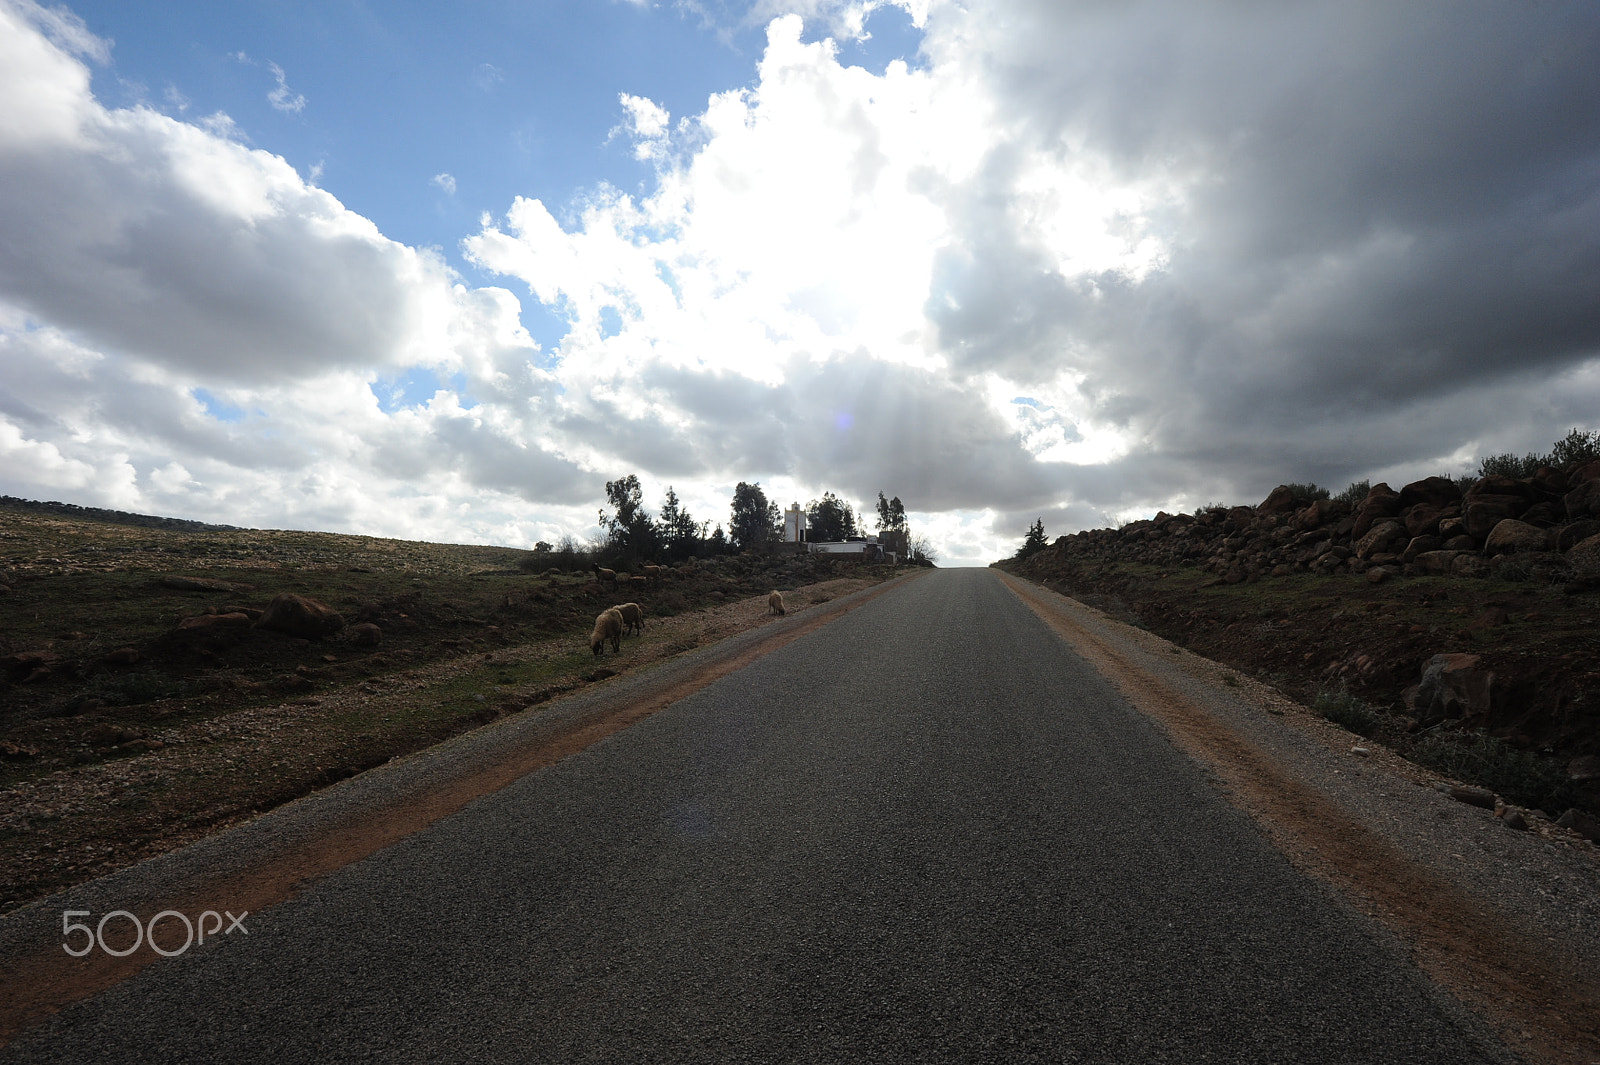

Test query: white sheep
[768,590,786,615]
[642,564,662,582]
[590,607,624,655]
[614,602,645,636]
[591,563,618,584]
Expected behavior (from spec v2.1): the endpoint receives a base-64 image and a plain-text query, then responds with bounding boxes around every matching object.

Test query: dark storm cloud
[927,0,1600,493]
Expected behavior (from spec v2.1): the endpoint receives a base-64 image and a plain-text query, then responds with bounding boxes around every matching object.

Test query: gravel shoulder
[1001,571,1600,1064]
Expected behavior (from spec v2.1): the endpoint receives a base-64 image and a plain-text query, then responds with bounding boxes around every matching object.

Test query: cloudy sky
[2,0,1597,565]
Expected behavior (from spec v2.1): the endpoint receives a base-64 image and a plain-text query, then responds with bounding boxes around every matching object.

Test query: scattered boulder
[256,593,345,640]
[1405,652,1493,724]
[1556,808,1600,842]
[1467,607,1510,630]
[173,612,253,637]
[5,650,60,676]
[160,575,254,593]
[1567,754,1600,782]
[1435,782,1497,809]
[349,622,383,648]
[1483,519,1549,556]
[1499,808,1529,831]
[84,723,147,748]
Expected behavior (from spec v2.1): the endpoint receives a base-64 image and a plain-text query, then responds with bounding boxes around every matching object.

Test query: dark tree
[706,524,730,554]
[729,482,780,551]
[807,491,857,542]
[657,486,702,561]
[875,492,907,532]
[599,474,657,561]
[1016,518,1048,560]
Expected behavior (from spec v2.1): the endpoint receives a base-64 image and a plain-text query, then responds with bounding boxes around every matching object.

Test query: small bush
[1281,482,1330,506]
[1408,730,1584,813]
[1315,690,1380,737]
[1479,452,1545,479]
[1333,480,1370,506]
[1550,427,1600,469]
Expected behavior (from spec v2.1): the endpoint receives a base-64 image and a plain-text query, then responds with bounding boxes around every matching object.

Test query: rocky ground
[998,468,1600,830]
[0,499,897,912]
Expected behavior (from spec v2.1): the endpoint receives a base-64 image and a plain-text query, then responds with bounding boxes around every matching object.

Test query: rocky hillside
[1001,463,1600,825]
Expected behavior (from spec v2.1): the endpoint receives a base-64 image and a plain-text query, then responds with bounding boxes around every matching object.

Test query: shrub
[1333,480,1370,506]
[1550,427,1600,469]
[1479,452,1545,479]
[1315,689,1380,737]
[1408,730,1584,814]
[1281,482,1330,506]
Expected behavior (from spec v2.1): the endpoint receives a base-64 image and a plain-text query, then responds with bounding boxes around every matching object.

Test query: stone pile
[1045,461,1600,586]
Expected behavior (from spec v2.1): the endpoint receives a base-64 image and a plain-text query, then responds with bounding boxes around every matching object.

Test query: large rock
[256,593,345,639]
[1464,474,1535,503]
[1484,519,1549,556]
[173,612,254,638]
[1566,533,1600,576]
[1355,519,1407,559]
[1531,466,1570,496]
[1352,483,1403,538]
[1404,504,1448,538]
[1258,485,1305,515]
[1413,550,1462,575]
[1465,497,1523,539]
[1564,479,1600,521]
[1569,458,1600,485]
[1291,498,1347,531]
[1400,476,1463,509]
[1555,519,1600,552]
[1401,535,1441,563]
[1405,653,1493,725]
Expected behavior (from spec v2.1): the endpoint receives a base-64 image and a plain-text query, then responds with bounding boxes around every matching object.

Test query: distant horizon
[3,1,1597,568]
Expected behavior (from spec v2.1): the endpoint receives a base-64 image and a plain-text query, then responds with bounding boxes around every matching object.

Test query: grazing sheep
[768,590,786,615]
[614,602,645,636]
[630,575,649,587]
[590,607,624,655]
[642,564,662,583]
[592,562,618,584]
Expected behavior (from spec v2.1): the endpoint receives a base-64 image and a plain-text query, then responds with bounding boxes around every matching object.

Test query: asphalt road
[3,569,1510,1063]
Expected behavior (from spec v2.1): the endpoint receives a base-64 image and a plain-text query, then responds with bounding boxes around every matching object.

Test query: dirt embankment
[0,502,901,912]
[997,478,1600,825]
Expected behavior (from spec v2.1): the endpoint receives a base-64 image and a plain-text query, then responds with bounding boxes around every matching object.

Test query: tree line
[529,478,936,567]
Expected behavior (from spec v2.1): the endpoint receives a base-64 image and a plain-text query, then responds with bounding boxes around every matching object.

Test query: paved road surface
[3,569,1509,1063]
